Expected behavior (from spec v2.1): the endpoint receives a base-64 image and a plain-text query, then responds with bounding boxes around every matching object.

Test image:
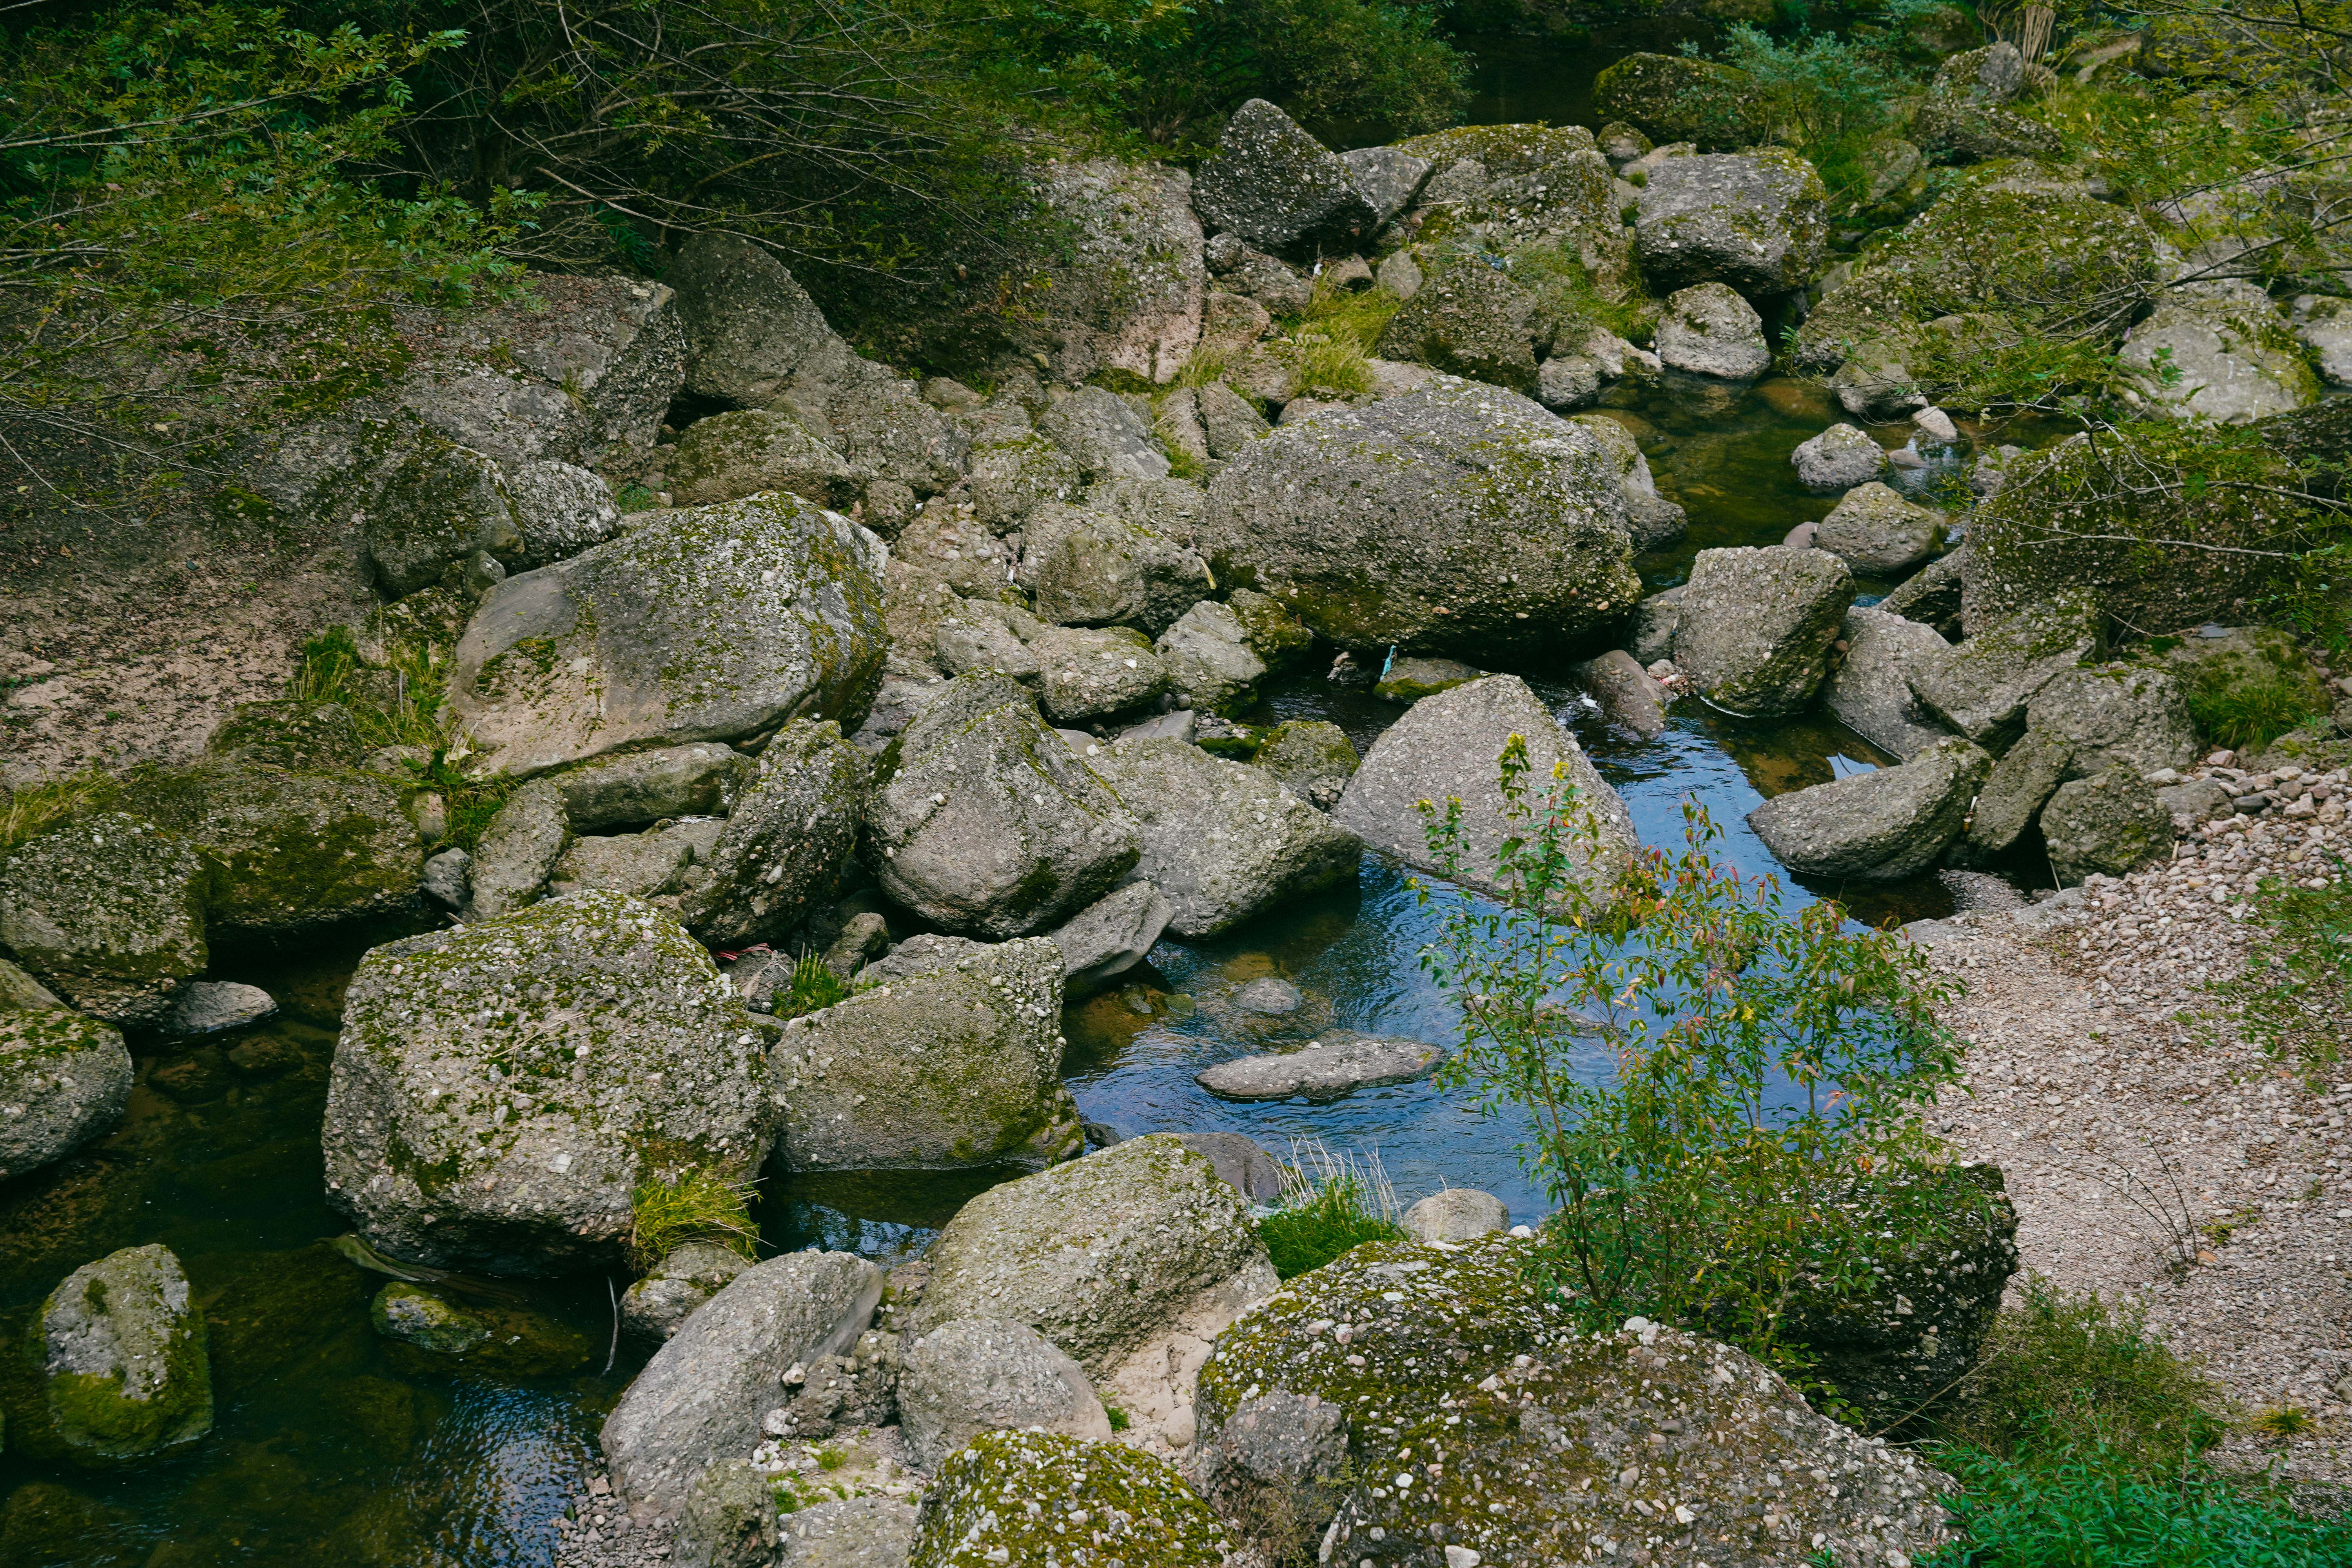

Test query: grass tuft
[1286,332,1372,399]
[0,769,119,854]
[628,1166,760,1273]
[2249,1404,2317,1439]
[775,950,855,1021]
[2187,666,2334,751]
[1256,1140,1407,1280]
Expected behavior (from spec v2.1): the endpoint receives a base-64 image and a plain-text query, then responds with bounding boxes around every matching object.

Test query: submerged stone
[40,1242,212,1463]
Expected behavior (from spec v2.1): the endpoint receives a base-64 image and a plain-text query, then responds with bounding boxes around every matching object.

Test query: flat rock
[780,1495,920,1568]
[165,982,277,1037]
[1044,882,1175,1000]
[1747,736,1992,879]
[1196,1034,1442,1102]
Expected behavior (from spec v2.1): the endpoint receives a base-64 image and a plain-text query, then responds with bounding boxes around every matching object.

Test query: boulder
[2025,664,2194,778]
[1812,485,1942,581]
[2042,770,2174,881]
[1154,601,1268,715]
[1791,423,1888,491]
[1591,53,1766,149]
[780,1496,920,1568]
[1195,1236,1954,1568]
[1089,737,1362,939]
[0,1006,132,1181]
[909,1132,1277,1376]
[465,777,570,919]
[1635,149,1829,295]
[1224,585,1316,672]
[1402,1187,1509,1242]
[1536,351,1601,410]
[1038,387,1171,484]
[960,429,1085,530]
[165,981,276,1036]
[1655,282,1770,378]
[1249,719,1359,810]
[862,674,1140,939]
[1914,96,2067,163]
[1568,412,1688,550]
[1877,547,1967,640]
[1029,625,1172,725]
[1196,1033,1442,1102]
[1172,1132,1285,1201]
[1747,737,1994,879]
[1198,381,1641,658]
[898,1317,1112,1471]
[1949,725,2072,865]
[1018,501,1210,634]
[1335,675,1639,903]
[677,720,866,946]
[909,1431,1232,1568]
[1824,608,1957,759]
[1911,594,2103,750]
[322,891,775,1274]
[1195,379,1272,459]
[666,233,846,410]
[421,847,471,909]
[361,442,525,598]
[1372,256,1541,393]
[506,459,624,569]
[39,1243,212,1462]
[2122,280,2315,424]
[0,814,213,1029]
[1190,98,1378,258]
[773,934,1081,1171]
[1010,159,1206,386]
[1340,145,1434,223]
[1374,655,1485,704]
[1573,648,1670,737]
[935,602,1043,686]
[1,956,65,1012]
[1673,546,1855,717]
[554,743,753,831]
[447,492,888,779]
[1630,585,1683,664]
[664,410,864,509]
[622,1241,753,1343]
[673,1458,777,1568]
[1045,882,1176,1000]
[602,1250,884,1513]
[1210,238,1314,316]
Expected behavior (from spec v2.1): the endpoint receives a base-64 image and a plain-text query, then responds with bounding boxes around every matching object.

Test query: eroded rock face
[1747,737,1993,879]
[774,934,1082,1172]
[1824,608,1958,759]
[1672,547,1855,717]
[1635,149,1829,296]
[910,1133,1277,1376]
[40,1243,213,1463]
[1191,98,1378,258]
[448,492,888,779]
[898,1316,1112,1471]
[1198,382,1641,658]
[323,891,774,1274]
[910,1430,1232,1568]
[1250,719,1359,810]
[0,1006,132,1181]
[863,675,1140,938]
[1910,594,2103,750]
[0,814,214,1029]
[677,720,866,947]
[1195,1236,1954,1568]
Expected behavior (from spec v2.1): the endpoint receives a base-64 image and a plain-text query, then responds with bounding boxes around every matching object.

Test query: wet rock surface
[1196,1033,1444,1102]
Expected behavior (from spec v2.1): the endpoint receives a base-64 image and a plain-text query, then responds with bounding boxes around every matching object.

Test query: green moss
[909,1430,1230,1567]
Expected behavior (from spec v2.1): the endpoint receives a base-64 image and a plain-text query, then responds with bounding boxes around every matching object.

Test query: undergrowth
[0,770,119,853]
[2212,862,2352,1081]
[2185,667,2336,752]
[289,624,513,852]
[1256,1140,1406,1280]
[628,1167,760,1273]
[773,951,855,1021]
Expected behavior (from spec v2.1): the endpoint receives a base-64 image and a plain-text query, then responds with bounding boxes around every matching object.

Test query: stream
[0,43,2027,1568]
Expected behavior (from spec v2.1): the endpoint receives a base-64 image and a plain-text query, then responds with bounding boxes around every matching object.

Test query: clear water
[0,62,2015,1568]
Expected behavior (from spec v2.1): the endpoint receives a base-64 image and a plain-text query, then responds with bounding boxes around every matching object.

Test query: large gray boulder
[1016,500,1209,634]
[2042,770,2173,881]
[1824,608,1957,759]
[1815,483,1942,577]
[1950,725,2073,866]
[1634,149,1829,295]
[898,1317,1112,1471]
[1191,98,1379,257]
[1090,738,1361,939]
[0,814,213,1029]
[1911,594,2103,750]
[1792,422,1889,491]
[1023,160,1207,386]
[1402,1187,1509,1242]
[909,1133,1278,1377]
[2024,664,2194,778]
[0,1006,132,1180]
[2122,279,2315,424]
[667,232,845,410]
[1333,675,1638,902]
[1654,282,1769,378]
[1672,546,1854,717]
[448,492,889,779]
[1029,625,1172,725]
[664,409,864,509]
[1249,719,1359,810]
[1154,600,1267,715]
[1878,547,1967,640]
[1045,882,1175,1000]
[1197,381,1642,658]
[677,720,866,946]
[1372,256,1541,393]
[864,675,1140,937]
[773,934,1082,1171]
[1038,388,1171,484]
[603,1250,884,1513]
[361,443,524,597]
[1748,736,1993,879]
[38,1243,212,1462]
[911,1431,1233,1568]
[323,891,775,1274]
[506,458,624,569]
[1567,412,1689,550]
[1340,145,1434,223]
[464,777,570,920]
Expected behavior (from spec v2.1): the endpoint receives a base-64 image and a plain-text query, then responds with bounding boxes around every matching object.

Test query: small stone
[1234,978,1303,1015]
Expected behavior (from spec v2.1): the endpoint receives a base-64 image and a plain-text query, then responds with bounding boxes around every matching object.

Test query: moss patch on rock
[909,1429,1231,1568]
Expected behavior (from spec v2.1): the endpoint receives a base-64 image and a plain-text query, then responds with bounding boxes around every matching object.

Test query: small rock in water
[1374,656,1485,704]
[1234,977,1303,1015]
[166,981,278,1036]
[1912,406,1962,443]
[1197,1034,1443,1102]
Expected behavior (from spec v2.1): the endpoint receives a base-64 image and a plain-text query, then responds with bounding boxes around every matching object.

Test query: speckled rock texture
[0,1005,132,1180]
[2024,663,2196,779]
[1373,255,1542,394]
[467,778,572,920]
[1196,1033,1442,1102]
[1791,423,1888,492]
[1910,594,2103,750]
[1341,145,1433,223]
[1877,548,1966,640]
[1392,124,1616,246]
[0,955,65,1011]
[780,1495,920,1567]
[622,1241,753,1343]
[910,1133,1278,1376]
[1091,737,1361,939]
[2123,279,2315,424]
[603,1250,884,1514]
[1018,501,1210,635]
[996,159,1206,386]
[0,813,214,1029]
[1672,546,1855,717]
[1402,1188,1510,1243]
[1566,413,1688,551]
[363,441,524,597]
[1633,149,1828,296]
[552,744,752,832]
[1039,387,1172,485]
[165,980,277,1036]
[322,890,775,1274]
[1250,719,1359,810]
[1654,282,1770,379]
[666,409,865,509]
[1591,53,1766,149]
[1573,648,1670,739]
[666,233,843,410]
[1046,882,1176,999]
[1028,625,1173,726]
[864,674,1141,938]
[1815,483,1942,577]
[1195,1236,1955,1568]
[507,458,625,570]
[448,491,888,780]
[1748,737,1994,880]
[1823,608,1958,760]
[899,1316,1112,1470]
[2041,769,2175,882]
[774,933,1082,1172]
[672,1458,777,1568]
[961,426,1087,531]
[677,720,865,946]
[911,1429,1232,1567]
[39,1243,213,1463]
[1198,381,1641,658]
[1154,601,1267,715]
[1191,97,1377,258]
[1950,725,2073,866]
[1334,675,1638,904]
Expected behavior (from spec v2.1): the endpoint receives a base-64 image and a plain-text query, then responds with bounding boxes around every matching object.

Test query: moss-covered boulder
[1634,150,1829,297]
[910,1430,1232,1568]
[1911,593,2104,751]
[910,1133,1278,1377]
[447,490,888,780]
[39,1243,212,1464]
[1373,255,1543,393]
[1016,500,1212,636]
[205,699,367,771]
[772,933,1082,1171]
[368,1281,595,1374]
[2042,770,2175,881]
[677,719,865,947]
[1198,381,1642,659]
[1913,96,2067,164]
[0,1006,132,1181]
[2120,280,2317,425]
[664,408,866,509]
[361,441,525,599]
[1225,585,1316,672]
[1391,124,1615,248]
[1154,600,1268,715]
[1195,1235,1955,1568]
[0,814,214,1029]
[864,674,1141,938]
[1250,719,1359,810]
[321,890,775,1274]
[1592,53,1766,150]
[1748,736,1993,880]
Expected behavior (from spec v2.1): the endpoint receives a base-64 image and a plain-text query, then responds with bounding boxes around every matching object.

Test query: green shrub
[2185,665,2334,751]
[1256,1142,1406,1279]
[628,1167,760,1273]
[1927,1448,2352,1567]
[2214,865,2352,1078]
[1705,25,1916,203]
